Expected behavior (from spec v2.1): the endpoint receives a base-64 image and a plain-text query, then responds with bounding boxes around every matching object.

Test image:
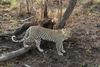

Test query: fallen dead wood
[19,16,34,22]
[0,31,14,40]
[13,18,54,36]
[0,46,31,61]
[0,46,12,49]
[0,32,13,37]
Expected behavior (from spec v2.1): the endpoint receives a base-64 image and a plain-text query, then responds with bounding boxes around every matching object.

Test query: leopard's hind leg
[23,36,31,47]
[35,39,44,52]
[23,41,30,47]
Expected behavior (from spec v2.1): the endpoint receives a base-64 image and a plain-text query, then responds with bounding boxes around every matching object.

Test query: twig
[23,64,31,67]
[19,16,34,22]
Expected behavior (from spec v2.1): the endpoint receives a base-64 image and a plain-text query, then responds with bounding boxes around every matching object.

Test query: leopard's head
[62,28,72,38]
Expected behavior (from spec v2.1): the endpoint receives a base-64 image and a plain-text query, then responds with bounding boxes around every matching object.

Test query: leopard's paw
[39,49,44,52]
[62,50,66,53]
[24,45,29,47]
[58,52,63,56]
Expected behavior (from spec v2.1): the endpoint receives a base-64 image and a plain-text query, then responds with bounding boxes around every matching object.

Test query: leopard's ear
[65,28,72,31]
[61,28,66,34]
[63,28,67,31]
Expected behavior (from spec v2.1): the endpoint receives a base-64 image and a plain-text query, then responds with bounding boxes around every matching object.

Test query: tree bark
[55,0,77,29]
[26,0,30,14]
[44,0,48,18]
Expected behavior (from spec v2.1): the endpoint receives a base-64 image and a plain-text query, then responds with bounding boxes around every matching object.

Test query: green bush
[1,0,11,5]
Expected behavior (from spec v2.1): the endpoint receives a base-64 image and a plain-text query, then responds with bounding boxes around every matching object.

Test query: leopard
[12,26,71,56]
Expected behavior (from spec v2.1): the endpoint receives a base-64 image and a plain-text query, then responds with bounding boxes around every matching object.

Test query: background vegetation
[0,0,100,67]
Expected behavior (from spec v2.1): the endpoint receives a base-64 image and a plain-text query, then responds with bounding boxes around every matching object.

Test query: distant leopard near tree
[12,26,72,56]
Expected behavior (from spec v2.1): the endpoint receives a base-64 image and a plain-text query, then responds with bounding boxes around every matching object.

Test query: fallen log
[0,46,31,61]
[0,33,11,38]
[0,46,12,49]
[0,32,13,40]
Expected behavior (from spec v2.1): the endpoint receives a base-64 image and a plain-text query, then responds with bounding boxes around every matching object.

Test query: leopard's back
[25,26,69,43]
[29,26,64,42]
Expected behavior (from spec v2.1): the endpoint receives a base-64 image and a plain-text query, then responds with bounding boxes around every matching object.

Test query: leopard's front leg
[61,44,66,53]
[35,39,44,52]
[56,42,63,56]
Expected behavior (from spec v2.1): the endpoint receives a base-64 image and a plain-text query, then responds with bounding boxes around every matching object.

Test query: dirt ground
[0,3,100,67]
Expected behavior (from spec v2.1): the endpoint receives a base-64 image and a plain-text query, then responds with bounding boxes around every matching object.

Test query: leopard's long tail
[11,35,24,42]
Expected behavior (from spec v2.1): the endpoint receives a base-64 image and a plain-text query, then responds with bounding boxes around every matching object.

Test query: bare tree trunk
[40,0,44,19]
[17,0,27,17]
[26,0,30,14]
[58,0,63,22]
[55,0,77,29]
[44,0,48,18]
[59,0,62,21]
